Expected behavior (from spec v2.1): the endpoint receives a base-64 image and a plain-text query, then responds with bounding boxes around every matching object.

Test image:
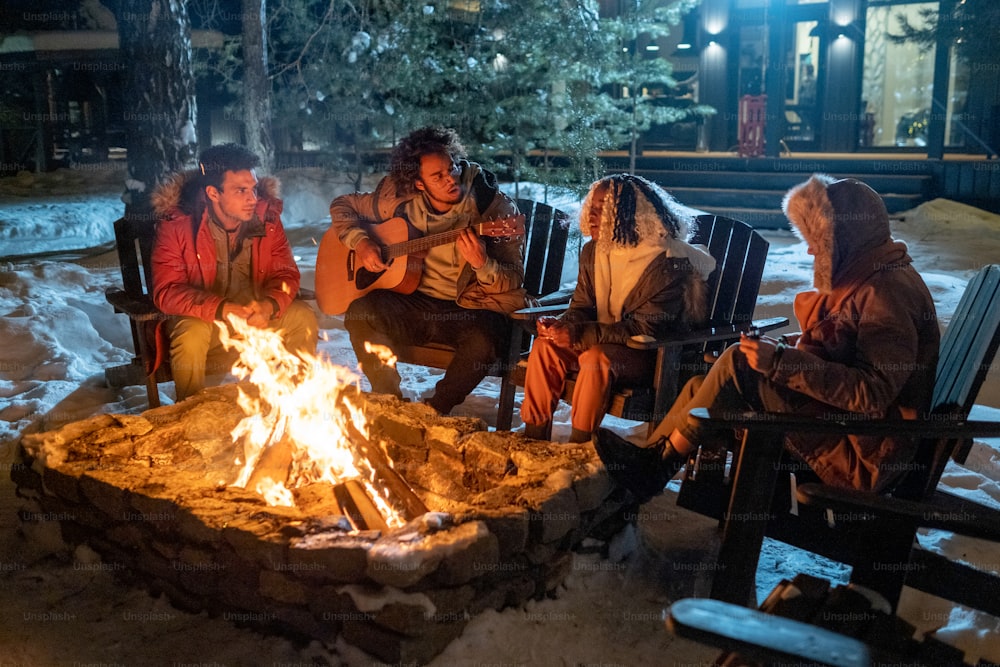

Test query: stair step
[638,170,932,195]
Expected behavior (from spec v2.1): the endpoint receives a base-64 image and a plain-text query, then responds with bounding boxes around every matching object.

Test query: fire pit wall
[13,385,631,664]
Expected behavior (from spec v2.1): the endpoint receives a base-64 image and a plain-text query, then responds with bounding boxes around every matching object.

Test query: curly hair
[198,143,260,190]
[581,173,691,248]
[389,126,467,195]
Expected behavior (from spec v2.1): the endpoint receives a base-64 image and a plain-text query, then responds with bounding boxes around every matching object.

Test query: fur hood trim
[782,174,891,293]
[151,169,281,218]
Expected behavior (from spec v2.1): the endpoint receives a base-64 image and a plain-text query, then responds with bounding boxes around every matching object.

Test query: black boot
[523,421,552,441]
[593,428,688,503]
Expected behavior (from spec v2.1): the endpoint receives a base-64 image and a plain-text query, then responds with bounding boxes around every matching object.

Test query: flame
[218,315,406,528]
[364,341,397,369]
[256,477,295,507]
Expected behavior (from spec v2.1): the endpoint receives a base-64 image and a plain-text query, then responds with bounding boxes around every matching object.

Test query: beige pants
[520,338,653,434]
[168,300,318,401]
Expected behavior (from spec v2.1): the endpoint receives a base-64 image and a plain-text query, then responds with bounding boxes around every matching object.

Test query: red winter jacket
[151,172,301,322]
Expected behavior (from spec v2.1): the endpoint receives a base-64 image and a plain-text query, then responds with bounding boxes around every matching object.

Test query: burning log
[343,417,429,521]
[245,430,293,491]
[339,479,390,532]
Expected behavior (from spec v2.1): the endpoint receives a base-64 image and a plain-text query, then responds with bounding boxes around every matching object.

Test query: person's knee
[344,296,380,333]
[170,317,213,360]
[278,301,319,354]
[576,346,610,375]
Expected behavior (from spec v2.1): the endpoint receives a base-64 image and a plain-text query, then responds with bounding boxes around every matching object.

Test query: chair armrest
[796,484,1000,541]
[666,598,870,667]
[535,287,574,307]
[105,289,165,322]
[687,408,1000,439]
[626,316,789,350]
[511,303,568,320]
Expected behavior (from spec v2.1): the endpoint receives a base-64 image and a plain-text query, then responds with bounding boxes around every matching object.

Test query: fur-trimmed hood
[151,169,282,219]
[782,174,894,293]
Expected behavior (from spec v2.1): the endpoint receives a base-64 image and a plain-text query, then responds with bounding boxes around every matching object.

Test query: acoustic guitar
[315,215,525,315]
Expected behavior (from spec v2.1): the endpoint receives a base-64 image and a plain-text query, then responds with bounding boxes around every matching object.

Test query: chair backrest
[691,214,770,350]
[896,264,1000,499]
[515,198,570,299]
[113,215,157,301]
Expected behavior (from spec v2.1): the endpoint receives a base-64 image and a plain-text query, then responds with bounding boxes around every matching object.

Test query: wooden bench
[677,263,1000,614]
[501,214,788,432]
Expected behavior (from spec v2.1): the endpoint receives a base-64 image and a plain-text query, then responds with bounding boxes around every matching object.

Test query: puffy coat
[151,171,301,322]
[771,175,940,492]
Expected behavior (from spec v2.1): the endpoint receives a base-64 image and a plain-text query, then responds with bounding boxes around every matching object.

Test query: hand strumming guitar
[356,237,388,272]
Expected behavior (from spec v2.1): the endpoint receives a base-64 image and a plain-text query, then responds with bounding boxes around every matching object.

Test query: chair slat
[932,265,1000,413]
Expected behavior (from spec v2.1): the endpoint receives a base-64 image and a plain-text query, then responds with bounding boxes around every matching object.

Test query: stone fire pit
[13,384,630,664]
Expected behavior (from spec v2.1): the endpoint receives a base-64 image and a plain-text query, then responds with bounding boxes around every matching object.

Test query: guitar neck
[384,223,484,259]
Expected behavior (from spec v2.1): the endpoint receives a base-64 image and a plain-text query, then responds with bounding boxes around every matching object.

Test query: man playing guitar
[323,126,526,414]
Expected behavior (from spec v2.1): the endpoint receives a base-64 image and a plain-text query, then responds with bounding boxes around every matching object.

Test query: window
[861,2,938,147]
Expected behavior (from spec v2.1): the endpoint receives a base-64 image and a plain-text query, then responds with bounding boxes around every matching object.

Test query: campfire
[219,316,424,530]
[14,318,633,664]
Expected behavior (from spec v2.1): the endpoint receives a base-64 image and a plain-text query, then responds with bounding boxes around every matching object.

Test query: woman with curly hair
[520,174,716,442]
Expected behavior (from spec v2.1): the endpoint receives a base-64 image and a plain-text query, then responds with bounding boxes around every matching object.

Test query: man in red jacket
[151,143,318,401]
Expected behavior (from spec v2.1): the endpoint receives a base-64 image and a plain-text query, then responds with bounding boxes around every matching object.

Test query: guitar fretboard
[382,218,521,259]
[385,226,479,260]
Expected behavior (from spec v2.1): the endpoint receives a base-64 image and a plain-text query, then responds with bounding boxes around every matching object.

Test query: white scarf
[594,236,716,324]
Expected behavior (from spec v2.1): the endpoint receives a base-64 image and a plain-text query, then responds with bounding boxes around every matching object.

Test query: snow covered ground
[1,163,999,665]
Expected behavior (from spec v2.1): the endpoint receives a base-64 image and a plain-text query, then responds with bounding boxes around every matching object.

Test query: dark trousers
[343,290,510,414]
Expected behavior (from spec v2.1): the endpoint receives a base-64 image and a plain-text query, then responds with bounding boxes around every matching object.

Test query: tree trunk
[242,0,274,174]
[116,0,198,221]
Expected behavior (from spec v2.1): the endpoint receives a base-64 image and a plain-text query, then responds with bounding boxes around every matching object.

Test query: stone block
[41,464,82,503]
[259,569,309,605]
[221,517,288,569]
[366,520,490,588]
[468,506,530,559]
[79,471,132,520]
[520,484,580,544]
[433,529,498,587]
[572,462,612,512]
[462,433,514,478]
[287,530,372,583]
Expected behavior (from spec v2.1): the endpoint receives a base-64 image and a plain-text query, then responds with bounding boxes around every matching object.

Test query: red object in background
[739,94,767,157]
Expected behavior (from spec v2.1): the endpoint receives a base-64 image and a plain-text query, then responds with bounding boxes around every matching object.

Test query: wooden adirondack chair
[104,215,172,407]
[677,263,1000,613]
[667,570,1000,667]
[393,198,571,428]
[498,214,788,432]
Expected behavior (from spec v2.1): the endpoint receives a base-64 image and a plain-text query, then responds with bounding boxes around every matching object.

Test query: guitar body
[315,218,426,315]
[315,213,525,316]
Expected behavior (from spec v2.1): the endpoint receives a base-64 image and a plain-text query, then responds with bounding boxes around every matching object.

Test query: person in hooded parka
[520,174,716,443]
[594,174,940,502]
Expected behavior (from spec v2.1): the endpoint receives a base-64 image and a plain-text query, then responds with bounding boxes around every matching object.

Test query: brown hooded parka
[773,174,940,491]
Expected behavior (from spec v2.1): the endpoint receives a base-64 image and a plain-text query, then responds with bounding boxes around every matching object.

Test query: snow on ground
[1,164,999,665]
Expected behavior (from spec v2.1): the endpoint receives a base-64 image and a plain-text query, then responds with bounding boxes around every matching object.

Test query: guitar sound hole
[356,267,384,290]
